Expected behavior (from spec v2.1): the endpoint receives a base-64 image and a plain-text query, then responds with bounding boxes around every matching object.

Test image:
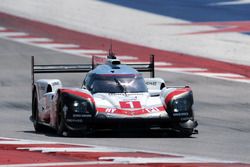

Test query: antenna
[108,40,116,59]
[109,40,112,53]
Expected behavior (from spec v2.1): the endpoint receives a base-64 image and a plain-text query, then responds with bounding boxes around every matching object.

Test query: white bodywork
[34,78,169,127]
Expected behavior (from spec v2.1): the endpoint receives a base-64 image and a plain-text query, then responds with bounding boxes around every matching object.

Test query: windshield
[90,74,148,94]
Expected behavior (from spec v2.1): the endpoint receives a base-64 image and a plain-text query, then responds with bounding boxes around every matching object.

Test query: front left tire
[177,120,198,137]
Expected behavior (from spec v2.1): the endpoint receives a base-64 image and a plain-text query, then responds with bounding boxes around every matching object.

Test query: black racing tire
[174,120,197,137]
[32,88,45,132]
[178,128,194,137]
[160,83,165,90]
[56,96,67,136]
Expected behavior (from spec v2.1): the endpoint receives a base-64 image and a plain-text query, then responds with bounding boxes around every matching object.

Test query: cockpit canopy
[84,73,148,94]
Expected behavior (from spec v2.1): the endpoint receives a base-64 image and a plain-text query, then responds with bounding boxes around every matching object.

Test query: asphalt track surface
[1,0,250,165]
[0,37,250,163]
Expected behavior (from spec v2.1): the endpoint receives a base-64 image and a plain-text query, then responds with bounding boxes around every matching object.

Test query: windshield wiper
[114,78,127,94]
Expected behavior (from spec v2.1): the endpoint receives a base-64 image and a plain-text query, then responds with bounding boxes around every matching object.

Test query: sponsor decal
[51,81,60,86]
[146,81,157,86]
[120,101,142,109]
[105,108,116,113]
[72,114,92,118]
[66,118,83,123]
[173,112,189,117]
[98,106,165,116]
[145,107,160,113]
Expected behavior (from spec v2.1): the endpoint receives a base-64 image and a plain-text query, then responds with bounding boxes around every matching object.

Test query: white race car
[31,53,198,136]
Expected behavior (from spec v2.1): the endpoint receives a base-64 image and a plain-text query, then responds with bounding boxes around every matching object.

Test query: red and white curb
[0,137,248,167]
[0,25,250,84]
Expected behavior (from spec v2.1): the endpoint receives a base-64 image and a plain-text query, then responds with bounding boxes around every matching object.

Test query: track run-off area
[0,137,248,167]
[0,0,250,166]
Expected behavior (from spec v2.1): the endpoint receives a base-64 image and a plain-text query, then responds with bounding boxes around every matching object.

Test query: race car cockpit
[84,73,148,94]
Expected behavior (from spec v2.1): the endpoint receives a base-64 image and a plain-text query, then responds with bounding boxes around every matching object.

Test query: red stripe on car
[165,88,191,104]
[60,89,95,104]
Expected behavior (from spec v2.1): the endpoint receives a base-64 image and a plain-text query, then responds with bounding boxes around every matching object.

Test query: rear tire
[32,88,44,132]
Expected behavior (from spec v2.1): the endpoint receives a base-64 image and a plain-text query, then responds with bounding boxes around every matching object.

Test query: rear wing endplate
[31,55,155,87]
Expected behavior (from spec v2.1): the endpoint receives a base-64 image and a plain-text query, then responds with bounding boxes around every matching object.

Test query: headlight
[72,100,89,113]
[172,98,190,112]
[73,101,79,108]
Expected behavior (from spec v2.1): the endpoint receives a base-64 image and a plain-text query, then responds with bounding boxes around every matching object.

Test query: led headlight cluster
[172,98,191,112]
[72,100,89,113]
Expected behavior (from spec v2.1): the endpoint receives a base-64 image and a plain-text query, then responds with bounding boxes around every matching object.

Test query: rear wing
[31,55,155,87]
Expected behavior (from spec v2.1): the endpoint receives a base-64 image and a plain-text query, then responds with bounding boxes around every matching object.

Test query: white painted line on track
[94,55,138,60]
[0,27,6,31]
[76,54,93,58]
[13,37,53,43]
[60,49,107,54]
[153,62,172,66]
[100,156,234,164]
[157,67,208,72]
[0,161,116,167]
[116,56,138,60]
[0,140,56,145]
[157,67,250,84]
[116,55,138,60]
[18,146,135,153]
[218,78,250,84]
[35,43,80,49]
[0,32,29,37]
[234,78,250,82]
[124,61,172,66]
[194,72,245,78]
